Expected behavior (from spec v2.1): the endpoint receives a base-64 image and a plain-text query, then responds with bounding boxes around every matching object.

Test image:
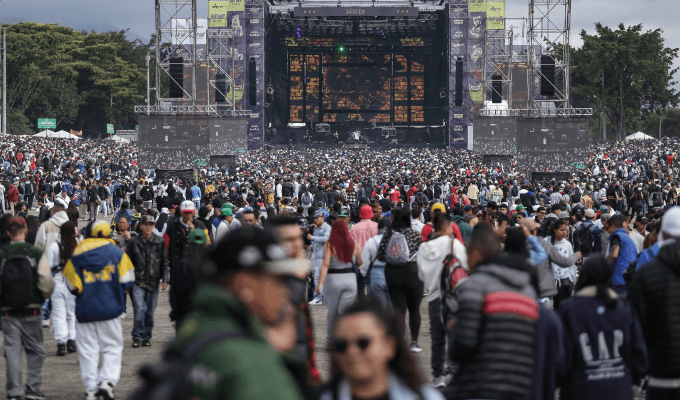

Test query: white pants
[76,318,123,392]
[51,273,76,344]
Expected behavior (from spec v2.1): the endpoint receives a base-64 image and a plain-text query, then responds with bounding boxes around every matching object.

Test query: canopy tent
[625,131,655,141]
[34,129,80,139]
[105,135,130,143]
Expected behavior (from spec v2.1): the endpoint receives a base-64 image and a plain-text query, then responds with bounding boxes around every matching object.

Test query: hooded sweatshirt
[35,210,69,252]
[417,235,468,303]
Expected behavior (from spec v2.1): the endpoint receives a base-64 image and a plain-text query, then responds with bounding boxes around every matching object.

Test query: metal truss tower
[527,0,571,111]
[155,0,198,107]
[207,28,236,113]
[482,29,513,108]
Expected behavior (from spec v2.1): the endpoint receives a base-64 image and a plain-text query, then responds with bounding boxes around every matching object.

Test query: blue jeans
[193,200,200,210]
[131,285,159,341]
[367,264,392,313]
[311,258,323,301]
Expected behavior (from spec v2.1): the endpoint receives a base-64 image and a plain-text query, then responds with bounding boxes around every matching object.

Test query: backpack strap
[171,329,247,364]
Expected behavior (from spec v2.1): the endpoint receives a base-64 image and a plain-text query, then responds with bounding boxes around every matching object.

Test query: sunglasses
[331,336,373,353]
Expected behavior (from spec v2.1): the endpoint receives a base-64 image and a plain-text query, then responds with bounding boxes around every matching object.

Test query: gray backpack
[385,231,416,266]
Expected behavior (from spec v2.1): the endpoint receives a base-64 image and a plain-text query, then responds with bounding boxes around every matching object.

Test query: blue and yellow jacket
[63,238,135,323]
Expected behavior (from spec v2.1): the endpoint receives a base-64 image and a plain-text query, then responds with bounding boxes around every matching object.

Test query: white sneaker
[85,391,97,400]
[97,380,115,400]
[120,312,126,320]
[429,376,446,388]
[308,298,323,305]
[42,319,50,328]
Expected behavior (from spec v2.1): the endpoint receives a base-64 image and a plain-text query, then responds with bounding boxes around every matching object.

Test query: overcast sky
[4,0,680,74]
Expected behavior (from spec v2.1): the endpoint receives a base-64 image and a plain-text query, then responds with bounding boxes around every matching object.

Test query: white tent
[34,129,80,139]
[105,134,130,143]
[625,131,655,141]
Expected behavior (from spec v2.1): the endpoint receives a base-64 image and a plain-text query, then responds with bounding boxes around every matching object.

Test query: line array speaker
[169,57,184,98]
[541,55,555,96]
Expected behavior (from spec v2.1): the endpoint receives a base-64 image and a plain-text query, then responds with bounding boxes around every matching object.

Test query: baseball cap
[637,216,649,223]
[520,218,541,232]
[188,228,208,245]
[222,207,233,216]
[516,205,526,211]
[209,227,310,277]
[338,208,350,218]
[313,210,325,218]
[180,200,195,212]
[431,203,446,214]
[53,198,68,209]
[661,207,680,237]
[464,204,473,212]
[140,215,156,224]
[584,209,596,218]
[558,211,570,219]
[600,205,609,212]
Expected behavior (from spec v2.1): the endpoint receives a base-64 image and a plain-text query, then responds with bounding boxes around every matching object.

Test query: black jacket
[125,234,170,290]
[448,255,538,400]
[282,182,294,197]
[628,240,680,378]
[163,218,208,269]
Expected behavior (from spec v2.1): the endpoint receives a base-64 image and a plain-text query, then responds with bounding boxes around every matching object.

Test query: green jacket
[174,283,305,400]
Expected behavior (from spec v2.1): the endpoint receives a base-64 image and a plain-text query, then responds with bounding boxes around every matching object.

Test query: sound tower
[169,57,184,98]
[491,75,502,104]
[541,55,555,96]
[455,58,463,107]
[215,73,228,103]
[249,57,257,107]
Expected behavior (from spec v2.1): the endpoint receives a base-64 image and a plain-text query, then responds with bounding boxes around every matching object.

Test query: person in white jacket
[42,220,79,356]
[416,213,468,388]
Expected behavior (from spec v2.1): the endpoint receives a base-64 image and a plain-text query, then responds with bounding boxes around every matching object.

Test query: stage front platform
[269,142,449,151]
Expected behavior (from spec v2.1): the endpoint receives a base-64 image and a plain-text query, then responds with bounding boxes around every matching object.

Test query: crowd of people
[0,132,679,400]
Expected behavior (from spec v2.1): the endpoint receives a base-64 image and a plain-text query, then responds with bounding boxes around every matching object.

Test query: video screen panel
[288,53,425,124]
[472,117,517,154]
[139,115,210,148]
[138,116,247,169]
[517,118,589,152]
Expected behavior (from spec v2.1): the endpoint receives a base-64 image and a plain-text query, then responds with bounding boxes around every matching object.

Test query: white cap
[661,207,680,237]
[179,200,196,212]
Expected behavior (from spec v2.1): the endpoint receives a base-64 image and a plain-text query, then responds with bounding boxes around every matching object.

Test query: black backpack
[511,185,519,198]
[651,192,664,208]
[415,193,425,204]
[577,224,594,253]
[0,245,42,310]
[129,329,246,400]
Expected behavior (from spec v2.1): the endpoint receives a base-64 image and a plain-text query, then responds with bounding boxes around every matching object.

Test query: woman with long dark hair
[25,215,40,245]
[544,219,577,309]
[320,300,443,400]
[316,219,363,344]
[46,221,79,356]
[377,207,424,352]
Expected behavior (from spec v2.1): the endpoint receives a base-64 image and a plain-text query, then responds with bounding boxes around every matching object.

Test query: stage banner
[155,169,197,184]
[469,0,486,12]
[449,8,470,149]
[486,1,505,30]
[209,1,228,27]
[245,0,265,150]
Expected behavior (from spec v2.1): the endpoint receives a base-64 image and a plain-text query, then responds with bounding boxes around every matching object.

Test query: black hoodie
[629,240,680,379]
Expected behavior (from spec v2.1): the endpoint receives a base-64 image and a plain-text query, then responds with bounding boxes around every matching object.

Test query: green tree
[569,23,679,141]
[3,23,148,136]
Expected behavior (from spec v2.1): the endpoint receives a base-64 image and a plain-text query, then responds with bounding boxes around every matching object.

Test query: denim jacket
[310,222,330,259]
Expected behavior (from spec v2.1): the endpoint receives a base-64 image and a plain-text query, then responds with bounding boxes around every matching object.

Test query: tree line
[4,22,153,137]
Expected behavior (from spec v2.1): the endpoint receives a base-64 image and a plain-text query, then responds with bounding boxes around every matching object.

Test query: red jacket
[8,185,19,202]
[421,222,463,244]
